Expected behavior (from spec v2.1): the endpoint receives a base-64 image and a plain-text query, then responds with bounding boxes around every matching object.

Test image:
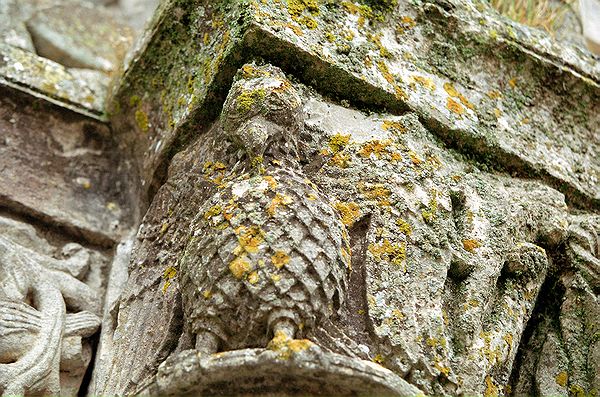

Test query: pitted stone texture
[181,167,350,350]
[26,3,133,72]
[0,43,108,117]
[94,64,598,396]
[0,214,108,396]
[0,86,134,245]
[111,0,599,209]
[145,344,422,397]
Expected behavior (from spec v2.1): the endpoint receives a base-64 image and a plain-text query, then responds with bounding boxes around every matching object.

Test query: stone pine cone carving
[0,236,100,396]
[179,64,351,354]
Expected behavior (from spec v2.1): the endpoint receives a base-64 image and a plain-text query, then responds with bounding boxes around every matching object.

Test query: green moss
[288,0,319,18]
[363,0,397,12]
[421,192,438,223]
[135,109,150,133]
[237,88,267,113]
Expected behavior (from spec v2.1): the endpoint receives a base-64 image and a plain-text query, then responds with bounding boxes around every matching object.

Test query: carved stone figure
[179,66,350,354]
[0,234,101,396]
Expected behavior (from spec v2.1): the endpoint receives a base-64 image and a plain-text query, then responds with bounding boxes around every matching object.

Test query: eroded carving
[99,63,598,397]
[0,226,101,396]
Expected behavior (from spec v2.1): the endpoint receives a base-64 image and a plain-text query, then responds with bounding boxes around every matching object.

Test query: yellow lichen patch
[160,222,169,234]
[508,77,518,88]
[378,60,395,84]
[443,82,459,97]
[396,16,416,34]
[202,289,212,299]
[203,161,227,185]
[341,246,352,269]
[368,239,407,266]
[204,204,222,220]
[487,90,502,100]
[484,375,499,397]
[434,361,450,377]
[287,0,319,17]
[329,152,351,168]
[372,354,385,364]
[271,274,281,282]
[360,183,392,207]
[135,109,149,133]
[394,85,408,101]
[263,175,278,190]
[267,193,293,216]
[328,133,351,153]
[411,75,436,91]
[396,218,412,235]
[268,330,313,359]
[444,82,475,111]
[236,88,266,113]
[392,308,404,320]
[369,33,391,58]
[358,139,400,162]
[271,251,290,269]
[162,266,177,294]
[462,239,482,253]
[247,271,260,284]
[494,108,502,118]
[334,201,361,227]
[447,97,465,116]
[555,371,568,387]
[222,200,237,221]
[229,256,252,279]
[235,225,264,254]
[382,120,406,134]
[503,333,513,352]
[409,151,423,165]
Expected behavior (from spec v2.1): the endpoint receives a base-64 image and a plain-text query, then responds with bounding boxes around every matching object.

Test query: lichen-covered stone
[96,62,597,396]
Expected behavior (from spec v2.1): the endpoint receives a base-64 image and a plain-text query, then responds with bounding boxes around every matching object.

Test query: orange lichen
[267,193,293,216]
[462,239,482,253]
[358,139,398,161]
[235,225,264,254]
[271,251,290,269]
[447,97,465,115]
[382,120,406,133]
[264,175,278,189]
[329,152,351,168]
[368,239,407,266]
[229,256,252,279]
[268,330,313,359]
[487,90,502,99]
[484,375,499,397]
[555,371,568,387]
[411,75,436,91]
[360,183,392,206]
[334,201,361,227]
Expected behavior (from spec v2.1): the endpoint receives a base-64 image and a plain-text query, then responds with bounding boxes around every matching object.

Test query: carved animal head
[221,64,302,167]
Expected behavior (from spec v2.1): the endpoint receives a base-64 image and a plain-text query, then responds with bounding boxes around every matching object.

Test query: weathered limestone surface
[0,213,109,396]
[94,61,598,396]
[0,2,137,395]
[0,0,598,396]
[0,85,134,245]
[109,0,599,209]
